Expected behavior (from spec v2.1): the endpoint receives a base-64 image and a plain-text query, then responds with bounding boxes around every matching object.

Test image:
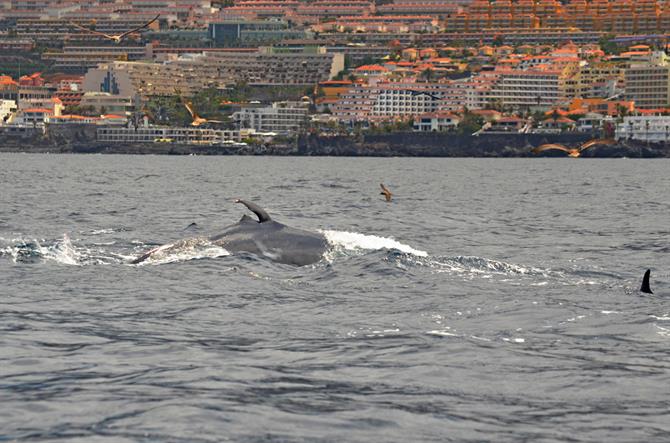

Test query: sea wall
[1,126,669,157]
[296,132,670,157]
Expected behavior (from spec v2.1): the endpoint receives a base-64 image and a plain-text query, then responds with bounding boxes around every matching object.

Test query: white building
[0,99,16,123]
[413,112,461,132]
[79,92,134,115]
[624,52,670,110]
[233,101,309,135]
[616,115,670,142]
[332,81,453,123]
[97,126,244,145]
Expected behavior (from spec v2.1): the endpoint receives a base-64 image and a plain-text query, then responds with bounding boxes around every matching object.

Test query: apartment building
[232,101,309,134]
[17,96,63,116]
[208,21,307,47]
[443,0,670,35]
[294,1,373,24]
[97,126,242,144]
[43,45,154,72]
[205,47,345,86]
[330,83,375,122]
[79,92,135,115]
[437,72,500,111]
[377,1,459,18]
[567,61,624,98]
[625,52,670,109]
[332,80,452,122]
[371,82,450,119]
[492,69,564,108]
[616,115,670,141]
[317,15,440,33]
[83,58,217,98]
[0,38,34,51]
[491,61,580,109]
[15,18,161,43]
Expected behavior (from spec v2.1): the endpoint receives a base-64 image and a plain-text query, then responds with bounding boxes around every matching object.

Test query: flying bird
[69,14,159,43]
[531,139,615,158]
[183,101,223,127]
[380,183,393,202]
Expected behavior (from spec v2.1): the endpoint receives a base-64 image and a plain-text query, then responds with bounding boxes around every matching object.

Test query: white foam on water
[6,234,83,265]
[90,229,116,235]
[320,230,428,257]
[654,324,670,337]
[132,238,230,265]
[502,337,526,343]
[43,234,82,265]
[427,329,458,337]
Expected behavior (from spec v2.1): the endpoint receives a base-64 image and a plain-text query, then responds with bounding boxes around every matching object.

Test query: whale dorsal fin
[239,214,255,223]
[235,199,271,223]
[640,269,653,294]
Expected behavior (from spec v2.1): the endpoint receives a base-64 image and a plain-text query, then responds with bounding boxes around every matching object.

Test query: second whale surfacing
[131,200,329,266]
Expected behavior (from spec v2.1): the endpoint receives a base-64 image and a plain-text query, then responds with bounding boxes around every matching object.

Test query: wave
[0,234,115,266]
[428,255,551,276]
[0,234,230,266]
[321,230,428,257]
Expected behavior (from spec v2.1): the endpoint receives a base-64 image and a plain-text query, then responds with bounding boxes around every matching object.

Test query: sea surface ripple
[1,154,669,442]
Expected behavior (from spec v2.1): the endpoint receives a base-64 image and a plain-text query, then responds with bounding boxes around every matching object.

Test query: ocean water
[1,153,669,442]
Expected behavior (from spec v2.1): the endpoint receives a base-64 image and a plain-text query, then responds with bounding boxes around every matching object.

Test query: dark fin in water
[238,214,255,223]
[235,199,271,223]
[184,222,198,231]
[640,269,653,294]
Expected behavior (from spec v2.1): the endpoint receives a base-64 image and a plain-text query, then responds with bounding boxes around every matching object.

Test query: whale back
[210,219,327,266]
[131,201,328,266]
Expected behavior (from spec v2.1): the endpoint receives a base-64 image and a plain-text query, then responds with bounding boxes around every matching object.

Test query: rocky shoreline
[1,130,669,157]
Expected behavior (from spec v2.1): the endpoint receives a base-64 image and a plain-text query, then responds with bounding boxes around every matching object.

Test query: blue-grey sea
[1,153,669,442]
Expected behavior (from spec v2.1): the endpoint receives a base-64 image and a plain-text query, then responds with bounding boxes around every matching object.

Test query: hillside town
[2,0,670,150]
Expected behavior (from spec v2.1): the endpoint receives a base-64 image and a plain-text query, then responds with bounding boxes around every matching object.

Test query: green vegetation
[456,110,484,135]
[144,95,193,126]
[0,54,55,77]
[142,84,313,127]
[419,68,434,82]
[370,119,413,134]
[64,105,96,116]
[599,35,621,55]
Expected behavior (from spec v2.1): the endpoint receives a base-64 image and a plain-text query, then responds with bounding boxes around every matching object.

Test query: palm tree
[420,68,434,82]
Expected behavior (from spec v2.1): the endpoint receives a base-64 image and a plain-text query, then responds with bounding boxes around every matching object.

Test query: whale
[131,200,329,266]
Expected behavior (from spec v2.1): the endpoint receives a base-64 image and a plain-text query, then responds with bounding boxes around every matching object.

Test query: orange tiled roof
[354,64,389,72]
[53,114,93,120]
[23,108,53,113]
[0,75,18,86]
[319,80,353,85]
[545,109,569,116]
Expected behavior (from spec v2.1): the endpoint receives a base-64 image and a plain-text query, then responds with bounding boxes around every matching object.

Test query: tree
[420,68,434,82]
[599,34,620,55]
[457,110,483,135]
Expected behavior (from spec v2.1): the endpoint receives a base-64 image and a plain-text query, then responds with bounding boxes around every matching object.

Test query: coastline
[1,131,669,157]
